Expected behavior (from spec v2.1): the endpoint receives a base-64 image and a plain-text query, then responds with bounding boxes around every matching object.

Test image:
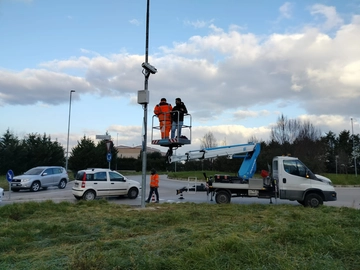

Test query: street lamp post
[335,155,338,175]
[351,118,357,177]
[116,133,119,170]
[138,0,151,208]
[65,90,75,172]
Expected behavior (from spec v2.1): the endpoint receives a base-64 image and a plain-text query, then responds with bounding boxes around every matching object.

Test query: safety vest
[150,174,159,188]
[154,103,172,122]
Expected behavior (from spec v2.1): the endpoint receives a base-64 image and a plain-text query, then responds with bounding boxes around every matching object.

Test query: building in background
[115,145,165,159]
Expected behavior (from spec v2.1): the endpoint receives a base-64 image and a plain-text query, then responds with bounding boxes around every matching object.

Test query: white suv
[72,168,141,201]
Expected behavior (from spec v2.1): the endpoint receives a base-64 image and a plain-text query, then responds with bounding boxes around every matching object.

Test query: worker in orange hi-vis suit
[154,98,172,139]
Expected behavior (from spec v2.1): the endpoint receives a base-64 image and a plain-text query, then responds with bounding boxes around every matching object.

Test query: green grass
[0,201,359,269]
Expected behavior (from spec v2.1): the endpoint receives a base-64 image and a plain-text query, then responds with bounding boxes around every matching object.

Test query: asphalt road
[1,175,359,209]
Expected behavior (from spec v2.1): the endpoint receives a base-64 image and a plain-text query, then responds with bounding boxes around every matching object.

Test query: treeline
[0,130,166,175]
[1,114,359,175]
[169,115,360,175]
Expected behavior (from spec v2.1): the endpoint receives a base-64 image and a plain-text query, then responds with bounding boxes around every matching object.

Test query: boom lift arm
[169,142,261,180]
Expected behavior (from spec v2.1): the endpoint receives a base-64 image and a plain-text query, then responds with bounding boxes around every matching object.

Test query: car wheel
[30,181,41,192]
[58,179,67,189]
[215,190,231,204]
[304,193,323,208]
[127,187,139,199]
[74,195,82,200]
[83,190,96,201]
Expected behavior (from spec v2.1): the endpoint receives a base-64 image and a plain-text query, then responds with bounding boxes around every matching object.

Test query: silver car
[11,166,69,192]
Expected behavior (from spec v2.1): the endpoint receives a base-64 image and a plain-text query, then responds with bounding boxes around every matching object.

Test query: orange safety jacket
[154,102,172,122]
[150,174,159,188]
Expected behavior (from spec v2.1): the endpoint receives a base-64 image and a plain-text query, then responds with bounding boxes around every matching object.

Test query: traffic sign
[6,170,14,182]
[107,153,112,162]
[96,135,111,140]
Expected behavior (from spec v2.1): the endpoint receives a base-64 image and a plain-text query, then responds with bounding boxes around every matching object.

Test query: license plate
[11,183,17,186]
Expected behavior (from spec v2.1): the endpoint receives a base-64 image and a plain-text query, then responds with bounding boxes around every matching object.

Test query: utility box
[137,90,149,104]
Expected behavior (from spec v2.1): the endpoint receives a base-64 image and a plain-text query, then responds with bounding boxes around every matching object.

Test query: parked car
[0,187,4,201]
[11,166,69,192]
[72,168,141,201]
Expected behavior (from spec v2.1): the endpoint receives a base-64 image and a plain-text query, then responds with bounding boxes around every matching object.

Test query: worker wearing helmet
[154,98,172,139]
[145,168,159,203]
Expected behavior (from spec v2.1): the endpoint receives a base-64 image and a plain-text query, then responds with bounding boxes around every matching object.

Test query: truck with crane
[170,142,337,207]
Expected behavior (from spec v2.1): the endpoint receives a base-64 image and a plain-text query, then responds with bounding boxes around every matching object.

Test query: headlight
[21,179,30,182]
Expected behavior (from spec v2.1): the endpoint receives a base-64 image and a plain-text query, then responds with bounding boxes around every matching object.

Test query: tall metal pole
[65,90,75,172]
[116,133,119,170]
[141,0,150,208]
[351,118,357,177]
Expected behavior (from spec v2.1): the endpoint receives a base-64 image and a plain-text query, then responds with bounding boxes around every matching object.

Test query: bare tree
[200,132,218,171]
[270,114,301,144]
[200,132,218,149]
[297,120,321,141]
[248,135,260,144]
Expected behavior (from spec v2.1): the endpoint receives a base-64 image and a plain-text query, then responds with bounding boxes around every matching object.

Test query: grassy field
[1,171,360,191]
[0,200,359,269]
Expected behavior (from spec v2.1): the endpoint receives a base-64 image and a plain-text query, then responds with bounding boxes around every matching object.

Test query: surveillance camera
[141,62,157,74]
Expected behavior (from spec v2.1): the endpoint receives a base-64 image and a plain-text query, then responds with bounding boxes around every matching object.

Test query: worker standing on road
[154,98,172,139]
[171,97,188,139]
[146,168,159,203]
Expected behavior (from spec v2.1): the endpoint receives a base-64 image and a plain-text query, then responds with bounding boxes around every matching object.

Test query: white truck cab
[273,156,336,206]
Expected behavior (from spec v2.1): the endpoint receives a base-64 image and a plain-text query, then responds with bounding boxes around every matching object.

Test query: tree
[22,133,65,169]
[270,114,301,145]
[199,132,218,170]
[200,132,217,149]
[68,136,98,173]
[0,129,23,174]
[323,131,338,173]
[0,131,64,174]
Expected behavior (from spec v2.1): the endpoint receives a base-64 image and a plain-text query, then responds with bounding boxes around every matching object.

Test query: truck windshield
[283,160,308,177]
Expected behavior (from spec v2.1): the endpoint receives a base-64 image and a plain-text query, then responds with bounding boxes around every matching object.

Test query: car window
[43,168,54,175]
[24,168,44,175]
[94,172,107,181]
[109,172,125,182]
[53,168,62,174]
[75,172,85,180]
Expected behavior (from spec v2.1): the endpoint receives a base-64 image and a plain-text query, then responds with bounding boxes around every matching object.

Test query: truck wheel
[215,190,231,204]
[297,200,305,206]
[304,193,323,208]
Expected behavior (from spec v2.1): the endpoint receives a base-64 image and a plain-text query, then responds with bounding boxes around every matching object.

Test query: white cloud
[184,19,214,29]
[233,110,271,120]
[129,19,140,26]
[310,4,344,30]
[279,2,293,19]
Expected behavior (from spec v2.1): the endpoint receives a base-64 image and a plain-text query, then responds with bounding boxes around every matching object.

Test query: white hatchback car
[72,168,141,201]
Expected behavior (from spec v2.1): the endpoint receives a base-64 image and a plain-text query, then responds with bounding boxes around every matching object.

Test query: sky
[1,0,360,155]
